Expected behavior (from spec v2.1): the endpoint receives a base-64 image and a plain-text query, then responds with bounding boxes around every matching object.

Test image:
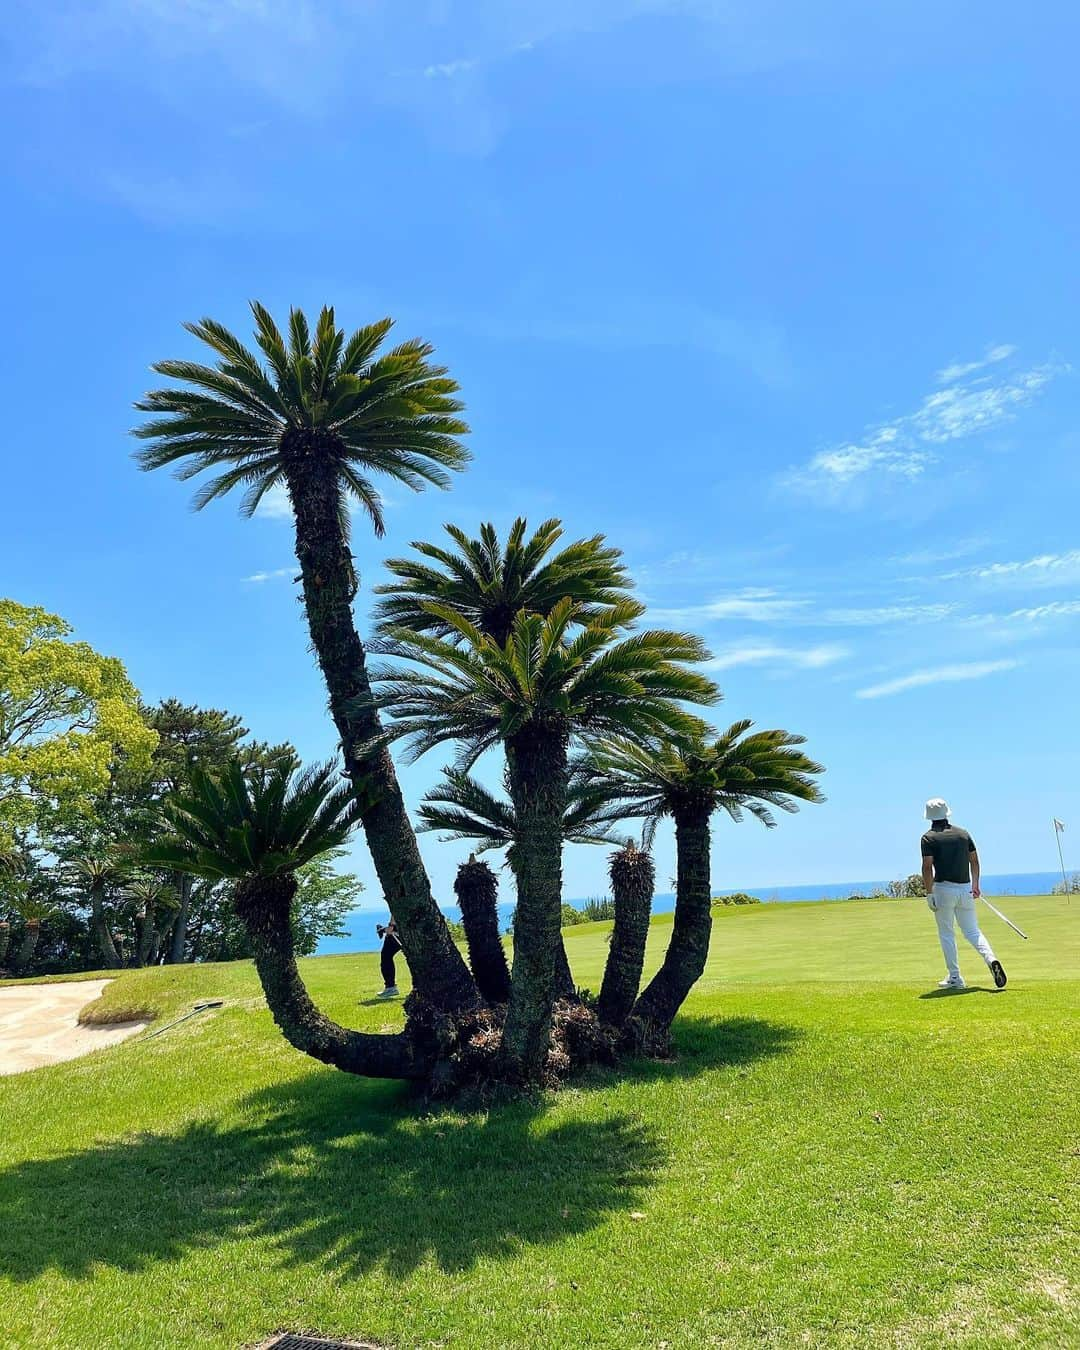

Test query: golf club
[979,896,1028,940]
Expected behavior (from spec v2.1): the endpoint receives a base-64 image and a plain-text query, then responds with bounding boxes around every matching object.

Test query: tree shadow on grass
[0,1074,661,1282]
[583,1014,802,1090]
[0,1014,797,1285]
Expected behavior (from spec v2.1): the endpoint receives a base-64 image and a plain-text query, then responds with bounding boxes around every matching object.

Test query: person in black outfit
[376,918,402,999]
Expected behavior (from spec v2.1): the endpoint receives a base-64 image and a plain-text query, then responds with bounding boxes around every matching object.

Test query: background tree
[0,598,156,845]
[135,305,475,1012]
[589,722,824,1050]
[68,856,127,969]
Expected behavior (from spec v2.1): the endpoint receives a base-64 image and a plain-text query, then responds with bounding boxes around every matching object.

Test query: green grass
[1,896,1077,1348]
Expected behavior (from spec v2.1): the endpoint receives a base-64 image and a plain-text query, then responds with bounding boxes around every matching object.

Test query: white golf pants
[931,881,996,980]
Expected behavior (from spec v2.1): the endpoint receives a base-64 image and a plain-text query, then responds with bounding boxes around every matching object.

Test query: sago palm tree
[133,304,476,1013]
[145,758,423,1080]
[10,897,57,973]
[419,758,629,1003]
[373,599,718,1079]
[123,878,178,967]
[374,517,634,644]
[589,721,824,1046]
[70,856,128,970]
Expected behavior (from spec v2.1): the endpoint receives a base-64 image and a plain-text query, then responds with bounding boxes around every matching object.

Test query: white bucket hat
[925,797,950,821]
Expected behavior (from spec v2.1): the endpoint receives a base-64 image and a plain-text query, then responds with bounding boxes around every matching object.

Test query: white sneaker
[938,976,965,990]
[376,986,400,1000]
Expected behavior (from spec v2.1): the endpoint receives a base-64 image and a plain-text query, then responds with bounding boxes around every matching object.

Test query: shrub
[712,892,761,906]
[579,896,617,922]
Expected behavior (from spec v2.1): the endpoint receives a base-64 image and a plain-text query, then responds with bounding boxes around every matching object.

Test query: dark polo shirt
[921,823,976,884]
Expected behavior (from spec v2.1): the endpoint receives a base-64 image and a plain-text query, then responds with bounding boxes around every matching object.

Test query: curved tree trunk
[598,843,655,1027]
[628,806,712,1050]
[0,921,9,967]
[235,872,426,1080]
[500,724,569,1080]
[89,882,121,970]
[454,857,511,1003]
[282,445,477,1015]
[14,919,41,973]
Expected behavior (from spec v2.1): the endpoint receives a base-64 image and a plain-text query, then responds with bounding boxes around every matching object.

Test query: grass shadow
[575,1014,802,1092]
[918,986,1001,1000]
[0,1071,663,1283]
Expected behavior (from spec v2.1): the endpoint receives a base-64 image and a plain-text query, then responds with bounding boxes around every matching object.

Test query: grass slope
[1,896,1076,1348]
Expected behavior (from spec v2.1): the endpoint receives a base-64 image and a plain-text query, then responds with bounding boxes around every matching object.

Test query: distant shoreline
[316,868,1066,956]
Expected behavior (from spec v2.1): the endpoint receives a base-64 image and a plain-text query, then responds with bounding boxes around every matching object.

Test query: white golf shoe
[937,975,966,990]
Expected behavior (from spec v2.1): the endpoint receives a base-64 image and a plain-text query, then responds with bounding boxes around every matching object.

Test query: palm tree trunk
[234,872,425,1080]
[598,843,655,1027]
[14,919,41,972]
[629,806,712,1048]
[0,922,9,967]
[167,873,192,963]
[454,857,511,1003]
[90,883,121,970]
[135,907,155,967]
[282,445,477,1015]
[500,724,568,1080]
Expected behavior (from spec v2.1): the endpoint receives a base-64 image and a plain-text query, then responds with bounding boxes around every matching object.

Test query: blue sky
[2,1,1079,908]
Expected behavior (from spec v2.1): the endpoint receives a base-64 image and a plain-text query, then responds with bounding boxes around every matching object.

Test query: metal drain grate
[260,1336,382,1350]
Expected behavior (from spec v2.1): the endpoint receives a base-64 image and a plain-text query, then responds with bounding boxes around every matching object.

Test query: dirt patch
[0,979,148,1076]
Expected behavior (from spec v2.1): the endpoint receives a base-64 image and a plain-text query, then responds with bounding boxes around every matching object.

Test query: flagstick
[1053,817,1069,902]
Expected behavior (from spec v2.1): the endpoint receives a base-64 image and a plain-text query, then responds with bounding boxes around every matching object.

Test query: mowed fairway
[1,896,1076,1349]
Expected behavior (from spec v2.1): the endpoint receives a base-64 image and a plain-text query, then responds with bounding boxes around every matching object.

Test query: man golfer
[921,798,1007,990]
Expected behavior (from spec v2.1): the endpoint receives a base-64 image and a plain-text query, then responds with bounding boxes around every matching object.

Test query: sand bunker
[0,979,148,1076]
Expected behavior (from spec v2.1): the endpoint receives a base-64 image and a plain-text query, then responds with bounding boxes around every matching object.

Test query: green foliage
[191,850,363,961]
[713,892,762,906]
[133,304,470,539]
[1052,871,1080,894]
[374,517,635,643]
[885,874,927,898]
[588,719,825,847]
[418,758,628,860]
[145,759,362,881]
[0,598,156,842]
[579,896,617,922]
[373,597,718,769]
[560,902,587,926]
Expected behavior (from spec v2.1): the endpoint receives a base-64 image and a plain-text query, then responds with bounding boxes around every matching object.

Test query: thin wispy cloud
[821,602,959,627]
[785,351,1063,500]
[244,567,294,584]
[955,549,1080,587]
[964,599,1080,628]
[706,642,849,672]
[856,659,1020,700]
[423,58,480,79]
[936,343,1016,385]
[891,538,988,567]
[649,589,810,624]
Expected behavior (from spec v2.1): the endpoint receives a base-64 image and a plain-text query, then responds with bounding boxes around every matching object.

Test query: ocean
[315,869,1065,955]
